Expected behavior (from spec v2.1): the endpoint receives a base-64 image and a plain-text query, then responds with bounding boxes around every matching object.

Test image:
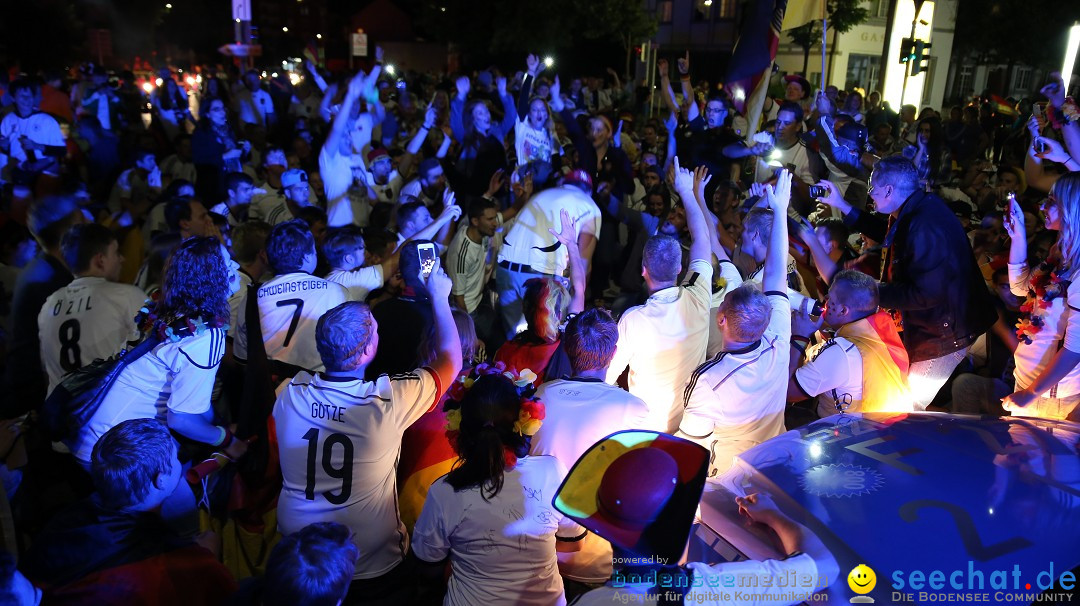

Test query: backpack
[41,336,161,444]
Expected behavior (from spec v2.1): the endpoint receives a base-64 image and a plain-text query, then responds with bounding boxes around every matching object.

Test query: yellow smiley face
[847,564,877,594]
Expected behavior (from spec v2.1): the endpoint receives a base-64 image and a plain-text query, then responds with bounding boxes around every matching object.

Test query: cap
[281,169,308,188]
[563,168,593,192]
[553,431,708,563]
[367,148,390,164]
[783,74,812,99]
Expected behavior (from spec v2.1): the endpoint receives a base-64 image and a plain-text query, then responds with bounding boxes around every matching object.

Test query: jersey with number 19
[273,368,443,579]
[38,277,146,394]
[244,272,347,372]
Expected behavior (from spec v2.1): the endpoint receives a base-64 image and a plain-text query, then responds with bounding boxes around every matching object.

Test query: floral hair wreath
[444,362,546,439]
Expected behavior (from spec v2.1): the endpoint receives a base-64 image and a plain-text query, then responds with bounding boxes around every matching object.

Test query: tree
[787,0,869,78]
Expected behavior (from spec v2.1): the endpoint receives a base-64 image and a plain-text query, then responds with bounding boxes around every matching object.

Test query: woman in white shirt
[412,369,585,605]
[1002,171,1080,420]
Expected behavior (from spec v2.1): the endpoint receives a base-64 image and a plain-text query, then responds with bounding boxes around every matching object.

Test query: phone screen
[418,244,437,278]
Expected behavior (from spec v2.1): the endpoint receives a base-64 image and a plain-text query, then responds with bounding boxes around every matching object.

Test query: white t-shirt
[605,258,713,433]
[754,139,815,187]
[274,368,443,579]
[1010,263,1080,398]
[514,120,556,167]
[320,145,371,228]
[73,327,226,462]
[571,554,820,606]
[249,191,294,226]
[708,260,745,358]
[795,336,863,418]
[160,154,197,185]
[677,292,791,479]
[0,111,65,179]
[367,169,403,204]
[447,225,495,314]
[234,87,275,127]
[530,377,650,583]
[227,271,254,343]
[38,277,145,394]
[232,272,347,371]
[499,186,601,276]
[412,455,585,606]
[325,265,384,302]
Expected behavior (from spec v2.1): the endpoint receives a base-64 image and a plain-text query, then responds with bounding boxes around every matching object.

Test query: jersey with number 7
[250,272,347,372]
[273,368,443,579]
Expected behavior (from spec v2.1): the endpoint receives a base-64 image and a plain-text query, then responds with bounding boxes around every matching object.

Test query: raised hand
[672,156,694,193]
[657,59,669,79]
[1040,72,1066,108]
[769,169,792,211]
[346,70,367,99]
[677,51,690,75]
[1034,135,1070,164]
[375,46,384,63]
[612,120,623,148]
[693,165,711,202]
[526,54,540,76]
[496,76,507,96]
[455,75,470,100]
[423,104,437,129]
[1002,193,1025,240]
[485,169,506,198]
[664,110,678,134]
[547,208,579,252]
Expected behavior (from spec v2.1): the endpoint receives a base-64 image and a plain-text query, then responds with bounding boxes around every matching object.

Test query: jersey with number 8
[239,272,347,372]
[273,368,443,579]
[37,277,146,394]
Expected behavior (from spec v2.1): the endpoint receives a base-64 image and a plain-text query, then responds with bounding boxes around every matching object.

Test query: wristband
[213,426,234,448]
[791,335,811,345]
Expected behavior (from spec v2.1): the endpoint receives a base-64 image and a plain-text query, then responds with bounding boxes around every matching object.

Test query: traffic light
[911,40,932,75]
[899,37,915,64]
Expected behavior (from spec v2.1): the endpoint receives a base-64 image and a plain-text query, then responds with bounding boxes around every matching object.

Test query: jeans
[908,347,969,410]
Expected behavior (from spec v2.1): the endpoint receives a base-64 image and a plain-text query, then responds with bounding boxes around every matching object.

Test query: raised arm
[677,52,699,123]
[672,157,710,264]
[549,209,586,313]
[449,76,469,142]
[658,59,679,118]
[495,76,517,141]
[693,165,728,263]
[763,170,792,294]
[399,104,438,177]
[421,259,464,389]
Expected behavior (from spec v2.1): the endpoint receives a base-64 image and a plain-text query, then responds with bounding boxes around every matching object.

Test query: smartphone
[809,184,828,199]
[418,243,437,278]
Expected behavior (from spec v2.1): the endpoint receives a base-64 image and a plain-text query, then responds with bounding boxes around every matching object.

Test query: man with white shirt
[496,169,600,337]
[399,158,447,208]
[210,172,258,228]
[38,224,145,393]
[250,169,312,226]
[323,226,396,302]
[232,220,347,373]
[788,269,912,418]
[234,70,276,130]
[447,198,499,314]
[604,158,711,433]
[274,276,460,595]
[677,171,793,480]
[531,307,649,589]
[0,79,66,187]
[107,148,162,215]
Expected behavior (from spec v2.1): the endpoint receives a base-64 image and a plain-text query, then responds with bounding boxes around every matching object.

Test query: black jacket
[843,190,996,362]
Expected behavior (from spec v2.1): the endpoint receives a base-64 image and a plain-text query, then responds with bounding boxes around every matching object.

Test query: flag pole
[820,0,827,89]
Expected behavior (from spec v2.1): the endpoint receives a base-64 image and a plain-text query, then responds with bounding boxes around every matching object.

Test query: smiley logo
[847,564,876,594]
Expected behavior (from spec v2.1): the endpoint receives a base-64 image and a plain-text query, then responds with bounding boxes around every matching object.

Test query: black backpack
[41,336,161,444]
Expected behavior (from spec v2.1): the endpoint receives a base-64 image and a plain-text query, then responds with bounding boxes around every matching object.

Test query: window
[845,54,880,93]
[659,0,673,22]
[868,0,891,18]
[715,0,735,19]
[955,65,974,98]
[1013,67,1032,92]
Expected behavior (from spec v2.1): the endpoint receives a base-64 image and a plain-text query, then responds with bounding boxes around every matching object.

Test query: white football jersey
[38,277,145,394]
[273,368,442,578]
[235,272,347,372]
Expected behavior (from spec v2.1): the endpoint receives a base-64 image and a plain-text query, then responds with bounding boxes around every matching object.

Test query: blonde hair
[1052,173,1080,277]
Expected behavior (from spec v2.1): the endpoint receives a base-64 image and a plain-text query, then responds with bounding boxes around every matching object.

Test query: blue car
[694,413,1080,605]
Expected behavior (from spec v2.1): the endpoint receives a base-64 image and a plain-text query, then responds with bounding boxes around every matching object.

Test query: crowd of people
[0,45,1076,605]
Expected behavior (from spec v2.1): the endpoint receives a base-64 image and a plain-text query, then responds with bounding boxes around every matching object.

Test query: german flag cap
[553,431,708,563]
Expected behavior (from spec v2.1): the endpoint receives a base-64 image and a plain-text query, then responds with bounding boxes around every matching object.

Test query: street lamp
[544,56,554,68]
[1064,23,1080,92]
[282,26,289,32]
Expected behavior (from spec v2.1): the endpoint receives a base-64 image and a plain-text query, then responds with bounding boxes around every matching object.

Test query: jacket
[843,190,996,362]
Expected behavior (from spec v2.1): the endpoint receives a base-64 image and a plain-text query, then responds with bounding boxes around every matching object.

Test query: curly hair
[161,236,231,321]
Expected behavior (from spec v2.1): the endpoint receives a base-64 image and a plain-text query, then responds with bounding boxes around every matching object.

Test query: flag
[303,40,322,67]
[782,0,826,31]
[726,0,789,135]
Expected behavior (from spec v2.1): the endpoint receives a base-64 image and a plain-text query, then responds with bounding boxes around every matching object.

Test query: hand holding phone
[418,243,437,279]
